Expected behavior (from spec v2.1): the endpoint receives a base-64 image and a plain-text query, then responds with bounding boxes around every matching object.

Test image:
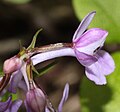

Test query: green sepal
[32,64,40,76]
[27,28,42,50]
[33,61,57,77]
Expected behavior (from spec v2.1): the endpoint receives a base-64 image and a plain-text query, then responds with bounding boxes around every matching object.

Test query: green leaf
[27,29,42,50]
[72,0,120,43]
[79,52,120,112]
[3,0,31,4]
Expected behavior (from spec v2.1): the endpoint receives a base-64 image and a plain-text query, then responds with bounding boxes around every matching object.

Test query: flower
[8,70,27,93]
[0,11,114,95]
[31,11,115,85]
[0,11,114,93]
[0,10,115,112]
[25,81,69,112]
[0,96,22,112]
[26,80,46,112]
[72,11,115,84]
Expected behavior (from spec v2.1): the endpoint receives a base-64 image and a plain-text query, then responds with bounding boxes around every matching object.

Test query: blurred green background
[0,0,120,112]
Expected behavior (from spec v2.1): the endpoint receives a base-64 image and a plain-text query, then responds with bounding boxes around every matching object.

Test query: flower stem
[31,44,75,65]
[30,43,73,55]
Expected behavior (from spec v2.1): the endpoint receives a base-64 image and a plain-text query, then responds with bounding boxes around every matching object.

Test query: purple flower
[0,96,22,112]
[31,11,115,85]
[72,11,115,84]
[25,81,46,112]
[25,80,69,112]
[0,10,115,112]
[0,11,114,93]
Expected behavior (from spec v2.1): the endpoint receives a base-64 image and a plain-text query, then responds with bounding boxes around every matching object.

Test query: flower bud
[26,82,46,112]
[3,56,22,74]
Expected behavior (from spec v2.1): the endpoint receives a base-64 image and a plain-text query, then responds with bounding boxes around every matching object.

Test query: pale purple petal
[73,11,96,42]
[96,50,115,75]
[20,62,30,91]
[85,63,107,85]
[10,99,22,112]
[75,28,108,47]
[0,96,12,112]
[75,50,97,66]
[58,83,69,112]
[74,28,108,55]
[8,70,22,93]
[45,107,51,112]
[85,50,115,85]
[18,80,27,92]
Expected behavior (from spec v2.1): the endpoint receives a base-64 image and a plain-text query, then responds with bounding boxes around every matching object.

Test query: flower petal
[75,50,97,66]
[45,107,51,112]
[74,28,108,55]
[24,100,32,112]
[18,80,27,92]
[85,63,107,85]
[85,50,115,85]
[96,50,115,75]
[8,70,22,93]
[20,62,30,91]
[10,99,22,112]
[0,96,12,112]
[58,83,69,112]
[73,11,96,42]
